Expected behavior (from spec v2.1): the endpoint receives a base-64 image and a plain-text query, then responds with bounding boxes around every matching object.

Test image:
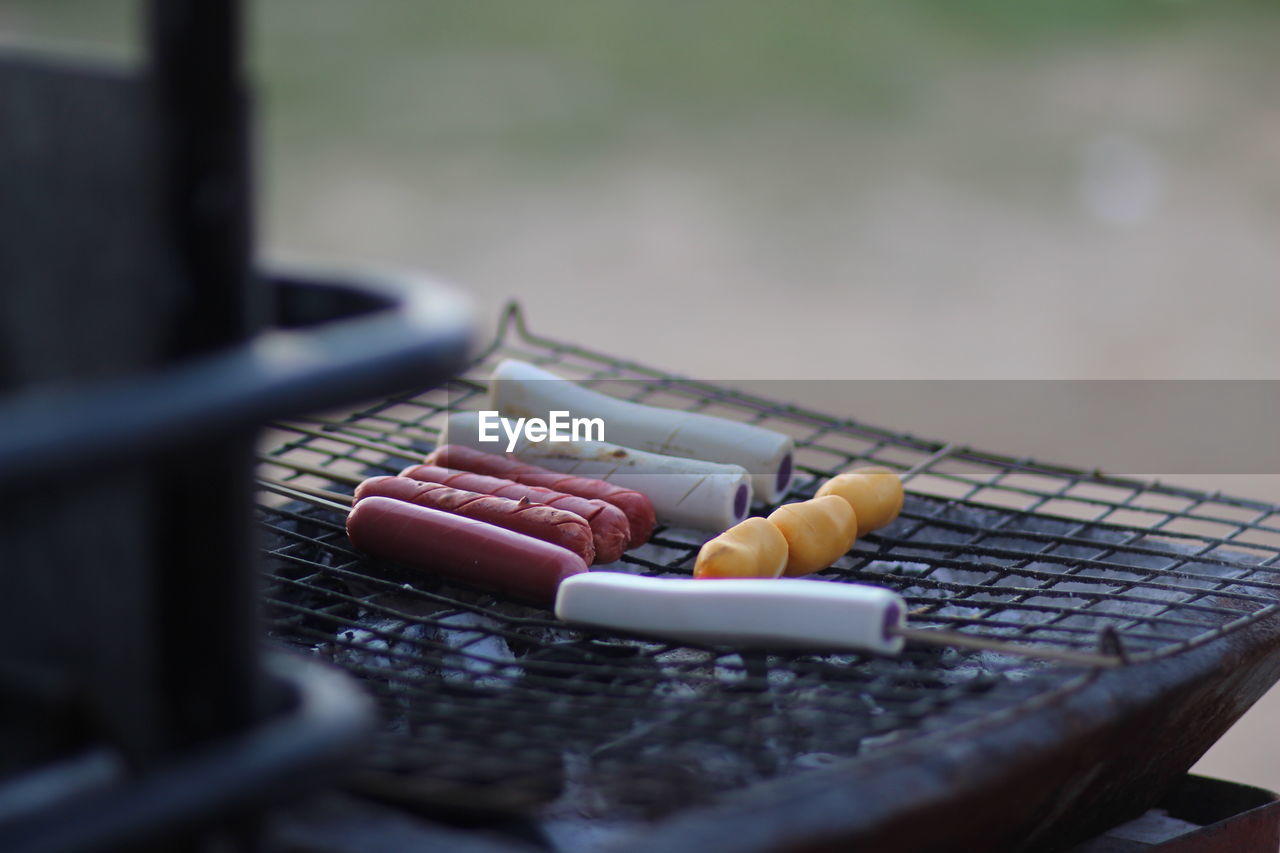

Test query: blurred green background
[5,1,1278,379]
[4,0,1279,792]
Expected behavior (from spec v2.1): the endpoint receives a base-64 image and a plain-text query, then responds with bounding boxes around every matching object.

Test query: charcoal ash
[436,611,520,689]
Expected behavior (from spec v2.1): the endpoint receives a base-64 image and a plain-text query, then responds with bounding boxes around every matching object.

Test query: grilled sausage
[398,464,630,564]
[815,466,904,536]
[768,495,858,577]
[437,420,749,534]
[347,496,588,603]
[555,574,907,655]
[424,444,656,547]
[693,517,789,579]
[491,358,795,502]
[355,476,595,565]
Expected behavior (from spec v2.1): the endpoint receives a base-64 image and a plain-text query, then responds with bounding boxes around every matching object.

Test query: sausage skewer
[258,479,587,603]
[357,476,595,565]
[269,421,657,546]
[259,452,629,563]
[490,359,795,502]
[275,417,749,535]
[400,465,629,563]
[556,574,1121,667]
[256,465,598,564]
[424,444,656,546]
[263,425,637,562]
[441,414,750,533]
[348,497,587,603]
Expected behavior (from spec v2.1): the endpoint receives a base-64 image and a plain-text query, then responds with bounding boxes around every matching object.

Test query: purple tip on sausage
[733,484,749,521]
[776,453,793,497]
[882,600,902,644]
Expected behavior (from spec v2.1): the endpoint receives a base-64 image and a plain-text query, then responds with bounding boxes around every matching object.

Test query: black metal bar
[146,0,262,753]
[0,652,372,853]
[147,0,258,352]
[0,1,469,845]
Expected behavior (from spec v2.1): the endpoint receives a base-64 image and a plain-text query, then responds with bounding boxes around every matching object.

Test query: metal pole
[146,0,265,752]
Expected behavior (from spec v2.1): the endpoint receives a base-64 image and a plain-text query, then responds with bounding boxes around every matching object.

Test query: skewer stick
[256,478,350,513]
[269,421,423,462]
[296,414,439,441]
[890,624,1119,668]
[898,443,956,484]
[257,476,353,506]
[256,454,364,487]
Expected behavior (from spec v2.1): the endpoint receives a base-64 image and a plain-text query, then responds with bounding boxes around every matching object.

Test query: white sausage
[555,573,907,654]
[443,411,751,532]
[490,359,795,503]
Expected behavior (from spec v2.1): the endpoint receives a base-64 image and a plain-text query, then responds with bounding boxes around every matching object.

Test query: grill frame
[256,302,1280,851]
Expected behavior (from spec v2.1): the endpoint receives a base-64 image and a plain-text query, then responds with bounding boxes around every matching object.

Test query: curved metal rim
[0,268,473,488]
[0,651,374,853]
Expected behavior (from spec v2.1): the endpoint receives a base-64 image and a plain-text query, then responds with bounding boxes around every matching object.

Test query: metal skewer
[255,478,350,512]
[256,477,352,507]
[269,421,424,462]
[256,454,364,486]
[295,414,437,442]
[889,624,1119,668]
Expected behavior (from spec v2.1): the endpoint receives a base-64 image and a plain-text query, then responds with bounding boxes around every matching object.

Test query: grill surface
[256,303,1280,843]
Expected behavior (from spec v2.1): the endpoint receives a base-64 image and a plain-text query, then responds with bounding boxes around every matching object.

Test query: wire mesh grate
[256,303,1280,821]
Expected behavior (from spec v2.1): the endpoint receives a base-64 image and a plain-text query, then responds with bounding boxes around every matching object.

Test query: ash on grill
[257,306,1280,841]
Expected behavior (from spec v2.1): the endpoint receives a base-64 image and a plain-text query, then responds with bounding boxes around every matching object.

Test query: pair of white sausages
[443,411,751,532]
[489,359,795,504]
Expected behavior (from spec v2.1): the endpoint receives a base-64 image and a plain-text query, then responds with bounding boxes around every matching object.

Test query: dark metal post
[147,0,266,749]
[147,0,260,349]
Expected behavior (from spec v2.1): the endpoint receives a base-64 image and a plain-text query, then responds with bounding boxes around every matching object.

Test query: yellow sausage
[767,495,858,577]
[693,517,789,579]
[816,466,904,537]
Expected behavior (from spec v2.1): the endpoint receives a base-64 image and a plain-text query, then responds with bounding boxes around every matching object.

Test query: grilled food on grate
[354,475,597,565]
[424,442,656,545]
[255,304,1280,850]
[490,357,796,502]
[442,411,751,531]
[346,495,588,603]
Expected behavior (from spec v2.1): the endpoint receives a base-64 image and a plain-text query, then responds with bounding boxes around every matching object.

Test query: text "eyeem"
[477,410,604,452]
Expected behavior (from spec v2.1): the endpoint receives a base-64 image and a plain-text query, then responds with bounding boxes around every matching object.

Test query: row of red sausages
[344,445,657,602]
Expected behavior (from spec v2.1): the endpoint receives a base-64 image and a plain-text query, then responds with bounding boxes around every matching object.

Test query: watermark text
[477,410,604,452]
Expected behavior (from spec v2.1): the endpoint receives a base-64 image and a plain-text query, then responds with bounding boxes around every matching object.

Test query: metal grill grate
[256,303,1280,824]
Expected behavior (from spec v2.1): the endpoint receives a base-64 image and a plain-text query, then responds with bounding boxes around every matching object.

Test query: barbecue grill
[7,2,1280,849]
[257,303,1280,853]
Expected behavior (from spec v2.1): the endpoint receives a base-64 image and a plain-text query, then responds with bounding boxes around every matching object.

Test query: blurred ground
[4,0,1279,798]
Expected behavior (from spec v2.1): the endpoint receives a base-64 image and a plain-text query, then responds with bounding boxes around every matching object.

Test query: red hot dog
[354,476,595,565]
[346,496,587,603]
[424,445,656,548]
[398,464,630,564]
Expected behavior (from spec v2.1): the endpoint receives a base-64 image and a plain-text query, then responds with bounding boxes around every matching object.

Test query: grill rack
[256,302,1280,828]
